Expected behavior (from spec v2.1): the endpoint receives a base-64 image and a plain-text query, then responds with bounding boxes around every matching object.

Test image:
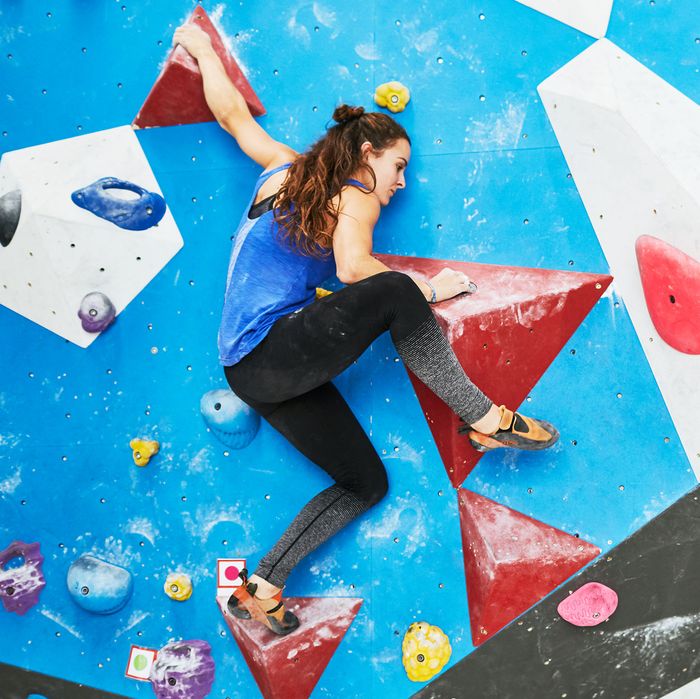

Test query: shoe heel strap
[497,405,515,432]
[264,600,284,615]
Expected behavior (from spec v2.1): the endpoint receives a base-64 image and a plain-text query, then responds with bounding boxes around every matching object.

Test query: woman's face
[359,138,411,207]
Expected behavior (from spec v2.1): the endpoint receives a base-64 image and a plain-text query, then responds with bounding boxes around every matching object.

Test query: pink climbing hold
[635,235,700,354]
[557,581,618,627]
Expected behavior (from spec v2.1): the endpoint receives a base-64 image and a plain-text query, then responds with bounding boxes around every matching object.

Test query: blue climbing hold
[0,189,21,247]
[66,555,133,614]
[71,177,166,230]
[200,388,260,449]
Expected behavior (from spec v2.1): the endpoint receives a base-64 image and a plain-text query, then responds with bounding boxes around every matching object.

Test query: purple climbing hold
[0,541,46,615]
[149,640,215,699]
[557,581,618,627]
[78,292,116,332]
[71,177,166,230]
[0,189,21,247]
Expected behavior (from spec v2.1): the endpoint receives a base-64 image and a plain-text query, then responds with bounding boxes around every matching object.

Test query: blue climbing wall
[1,1,698,697]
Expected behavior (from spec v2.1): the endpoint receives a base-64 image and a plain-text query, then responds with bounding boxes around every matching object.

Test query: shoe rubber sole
[466,419,560,452]
[227,593,252,619]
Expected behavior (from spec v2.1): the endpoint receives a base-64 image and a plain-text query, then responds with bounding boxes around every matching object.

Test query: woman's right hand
[173,24,213,61]
[429,267,473,302]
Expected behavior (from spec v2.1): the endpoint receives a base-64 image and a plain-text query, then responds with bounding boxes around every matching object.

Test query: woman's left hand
[429,268,474,302]
[173,24,213,60]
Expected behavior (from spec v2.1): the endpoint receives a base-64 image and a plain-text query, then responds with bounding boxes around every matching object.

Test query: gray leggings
[224,271,492,588]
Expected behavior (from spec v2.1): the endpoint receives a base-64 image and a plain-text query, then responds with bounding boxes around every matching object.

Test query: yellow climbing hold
[164,572,193,601]
[374,81,411,113]
[129,438,159,467]
[402,621,452,682]
[315,287,333,299]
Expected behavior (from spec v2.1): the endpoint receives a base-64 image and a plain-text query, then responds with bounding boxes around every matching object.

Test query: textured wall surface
[1,1,698,697]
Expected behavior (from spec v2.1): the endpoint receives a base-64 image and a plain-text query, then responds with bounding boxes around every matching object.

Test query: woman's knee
[362,476,389,508]
[357,271,427,319]
[371,270,422,297]
[340,457,389,507]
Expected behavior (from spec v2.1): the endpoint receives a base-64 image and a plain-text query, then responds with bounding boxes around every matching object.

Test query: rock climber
[174,23,559,636]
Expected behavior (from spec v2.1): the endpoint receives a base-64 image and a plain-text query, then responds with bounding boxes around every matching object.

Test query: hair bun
[332,104,365,124]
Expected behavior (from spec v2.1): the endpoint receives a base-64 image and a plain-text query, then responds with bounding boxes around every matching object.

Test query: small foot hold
[130,438,159,466]
[164,572,192,601]
[78,292,116,333]
[374,81,411,113]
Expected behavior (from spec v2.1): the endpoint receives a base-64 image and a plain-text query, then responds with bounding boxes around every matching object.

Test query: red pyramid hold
[376,253,612,487]
[216,595,362,699]
[635,235,700,354]
[133,6,265,129]
[458,489,600,645]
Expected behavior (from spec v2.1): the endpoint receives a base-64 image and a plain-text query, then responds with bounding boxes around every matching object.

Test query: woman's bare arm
[332,188,433,301]
[173,24,297,169]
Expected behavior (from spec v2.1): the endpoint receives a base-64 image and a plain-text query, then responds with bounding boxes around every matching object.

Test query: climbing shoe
[226,568,300,636]
[226,568,252,620]
[458,404,559,452]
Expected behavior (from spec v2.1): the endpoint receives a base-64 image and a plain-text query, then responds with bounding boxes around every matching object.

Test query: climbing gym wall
[0,1,698,698]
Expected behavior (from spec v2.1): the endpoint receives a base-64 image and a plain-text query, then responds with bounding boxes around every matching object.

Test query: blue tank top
[217,163,368,366]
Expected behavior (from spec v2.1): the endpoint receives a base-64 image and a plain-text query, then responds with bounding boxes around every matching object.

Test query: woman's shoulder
[335,183,381,227]
[261,150,300,175]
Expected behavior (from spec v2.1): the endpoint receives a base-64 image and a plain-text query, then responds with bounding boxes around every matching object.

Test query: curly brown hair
[273,104,411,258]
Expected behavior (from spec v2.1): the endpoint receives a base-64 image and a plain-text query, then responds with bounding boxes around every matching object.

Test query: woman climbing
[174,24,559,636]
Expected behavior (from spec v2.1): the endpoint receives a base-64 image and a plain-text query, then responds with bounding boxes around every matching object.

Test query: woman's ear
[360,140,373,161]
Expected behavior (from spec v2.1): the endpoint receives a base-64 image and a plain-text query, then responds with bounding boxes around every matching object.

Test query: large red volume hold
[133,6,265,129]
[458,489,600,645]
[217,595,362,699]
[635,235,700,354]
[376,253,612,488]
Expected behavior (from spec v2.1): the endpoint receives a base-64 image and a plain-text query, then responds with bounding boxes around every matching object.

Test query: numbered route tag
[216,558,246,592]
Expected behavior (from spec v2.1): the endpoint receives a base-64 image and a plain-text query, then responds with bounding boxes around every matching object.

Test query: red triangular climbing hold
[375,253,612,488]
[635,235,700,355]
[216,595,362,699]
[133,6,265,129]
[458,489,600,645]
